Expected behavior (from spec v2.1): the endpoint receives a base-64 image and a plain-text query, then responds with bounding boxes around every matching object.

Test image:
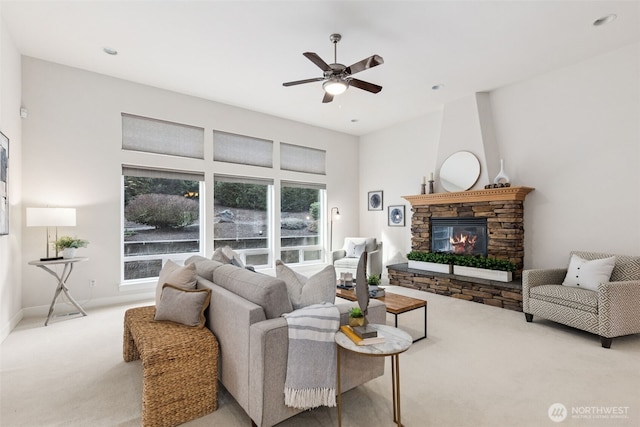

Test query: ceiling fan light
[323,79,348,95]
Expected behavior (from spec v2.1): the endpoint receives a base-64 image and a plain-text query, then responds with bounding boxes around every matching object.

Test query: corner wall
[360,42,640,281]
[0,12,24,342]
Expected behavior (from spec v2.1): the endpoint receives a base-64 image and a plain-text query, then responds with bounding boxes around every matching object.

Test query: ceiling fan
[282,33,384,103]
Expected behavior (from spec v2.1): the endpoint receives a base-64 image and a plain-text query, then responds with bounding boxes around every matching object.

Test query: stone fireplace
[387,186,534,311]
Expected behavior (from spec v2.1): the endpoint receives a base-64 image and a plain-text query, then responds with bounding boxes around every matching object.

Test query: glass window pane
[123,175,201,281]
[280,183,324,264]
[214,177,271,266]
[213,131,273,168]
[122,113,204,159]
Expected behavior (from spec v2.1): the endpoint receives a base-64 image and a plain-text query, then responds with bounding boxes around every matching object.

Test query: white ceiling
[2,1,639,136]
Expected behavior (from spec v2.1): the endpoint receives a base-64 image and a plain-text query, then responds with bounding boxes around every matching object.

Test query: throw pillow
[155,260,197,306]
[211,247,230,264]
[562,254,616,291]
[222,246,246,269]
[346,241,366,258]
[154,284,211,328]
[275,260,336,310]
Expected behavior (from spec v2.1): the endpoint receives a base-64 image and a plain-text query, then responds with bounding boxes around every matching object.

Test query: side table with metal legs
[28,257,88,326]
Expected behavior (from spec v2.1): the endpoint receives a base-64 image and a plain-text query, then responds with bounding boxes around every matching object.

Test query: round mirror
[439,151,481,192]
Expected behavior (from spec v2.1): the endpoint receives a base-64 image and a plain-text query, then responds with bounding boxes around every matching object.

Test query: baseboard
[21,293,154,319]
[1,308,25,343]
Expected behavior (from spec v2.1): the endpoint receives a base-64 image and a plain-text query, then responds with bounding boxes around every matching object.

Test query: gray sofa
[186,255,385,427]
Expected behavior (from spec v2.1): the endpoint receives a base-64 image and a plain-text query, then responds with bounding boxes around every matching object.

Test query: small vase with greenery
[55,236,89,258]
[348,307,365,327]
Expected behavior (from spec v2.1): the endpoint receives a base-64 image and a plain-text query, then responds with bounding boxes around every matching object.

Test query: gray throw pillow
[275,260,336,310]
[155,260,197,306]
[154,284,211,328]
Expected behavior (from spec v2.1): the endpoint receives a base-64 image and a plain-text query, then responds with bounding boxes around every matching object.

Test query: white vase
[62,248,78,259]
[453,265,513,282]
[408,260,453,274]
[493,159,510,184]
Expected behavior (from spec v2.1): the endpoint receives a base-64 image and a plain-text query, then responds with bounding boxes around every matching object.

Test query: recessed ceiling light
[593,14,617,26]
[351,119,359,123]
[103,47,118,56]
[432,84,444,91]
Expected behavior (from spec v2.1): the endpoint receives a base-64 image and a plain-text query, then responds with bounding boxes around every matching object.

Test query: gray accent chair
[523,251,640,348]
[332,237,383,279]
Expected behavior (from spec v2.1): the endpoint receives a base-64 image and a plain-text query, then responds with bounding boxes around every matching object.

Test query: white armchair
[332,237,383,279]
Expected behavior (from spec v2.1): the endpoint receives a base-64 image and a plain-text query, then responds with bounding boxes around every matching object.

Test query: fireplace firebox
[430,218,488,256]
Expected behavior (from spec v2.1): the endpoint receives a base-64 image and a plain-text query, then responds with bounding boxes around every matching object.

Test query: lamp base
[40,256,63,261]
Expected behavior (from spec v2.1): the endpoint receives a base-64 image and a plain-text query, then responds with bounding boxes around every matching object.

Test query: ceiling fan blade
[322,92,334,103]
[349,78,382,94]
[345,55,384,75]
[282,77,325,87]
[303,52,332,72]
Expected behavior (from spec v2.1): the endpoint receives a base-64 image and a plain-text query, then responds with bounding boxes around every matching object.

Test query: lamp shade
[323,78,348,95]
[26,208,76,227]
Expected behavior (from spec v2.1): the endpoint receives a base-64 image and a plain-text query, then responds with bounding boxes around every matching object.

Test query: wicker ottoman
[123,306,219,427]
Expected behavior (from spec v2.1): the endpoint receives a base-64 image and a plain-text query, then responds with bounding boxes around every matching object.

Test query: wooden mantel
[403,186,534,206]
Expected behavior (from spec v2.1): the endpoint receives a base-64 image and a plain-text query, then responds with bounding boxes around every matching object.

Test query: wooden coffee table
[336,288,427,342]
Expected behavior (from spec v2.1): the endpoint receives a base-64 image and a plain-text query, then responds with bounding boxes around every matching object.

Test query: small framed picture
[388,205,405,227]
[368,190,383,211]
[0,131,8,236]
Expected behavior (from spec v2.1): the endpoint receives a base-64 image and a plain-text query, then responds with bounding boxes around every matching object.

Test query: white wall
[360,42,640,278]
[359,112,443,283]
[20,57,359,313]
[0,12,24,342]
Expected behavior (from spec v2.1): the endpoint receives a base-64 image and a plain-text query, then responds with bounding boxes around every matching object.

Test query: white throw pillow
[346,241,366,258]
[562,254,616,291]
[275,260,336,309]
[155,260,198,306]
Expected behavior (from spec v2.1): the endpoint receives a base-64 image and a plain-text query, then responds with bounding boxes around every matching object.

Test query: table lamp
[26,207,76,261]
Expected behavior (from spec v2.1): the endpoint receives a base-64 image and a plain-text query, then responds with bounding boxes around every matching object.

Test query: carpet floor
[1,286,639,426]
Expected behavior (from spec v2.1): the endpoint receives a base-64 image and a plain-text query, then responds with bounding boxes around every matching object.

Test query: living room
[1,1,639,426]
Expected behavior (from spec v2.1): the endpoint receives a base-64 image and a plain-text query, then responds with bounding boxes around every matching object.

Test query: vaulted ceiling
[2,1,639,135]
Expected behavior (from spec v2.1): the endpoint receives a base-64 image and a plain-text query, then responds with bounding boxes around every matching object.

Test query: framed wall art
[0,131,8,235]
[367,190,383,211]
[388,205,405,227]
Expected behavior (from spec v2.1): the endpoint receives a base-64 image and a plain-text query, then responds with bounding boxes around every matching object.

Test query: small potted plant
[55,236,89,259]
[348,307,365,327]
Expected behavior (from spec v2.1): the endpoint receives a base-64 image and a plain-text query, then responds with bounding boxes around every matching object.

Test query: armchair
[332,237,382,279]
[523,251,640,348]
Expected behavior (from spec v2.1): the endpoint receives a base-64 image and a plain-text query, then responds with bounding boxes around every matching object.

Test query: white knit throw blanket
[283,303,340,409]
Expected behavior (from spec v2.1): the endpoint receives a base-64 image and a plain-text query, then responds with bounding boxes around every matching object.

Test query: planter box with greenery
[406,251,515,282]
[406,251,454,274]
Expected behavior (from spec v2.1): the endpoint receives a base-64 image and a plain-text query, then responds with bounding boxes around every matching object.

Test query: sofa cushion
[334,257,360,270]
[213,264,293,319]
[275,261,336,309]
[562,254,615,291]
[185,255,224,281]
[344,237,377,254]
[154,283,211,328]
[530,284,598,314]
[155,260,198,306]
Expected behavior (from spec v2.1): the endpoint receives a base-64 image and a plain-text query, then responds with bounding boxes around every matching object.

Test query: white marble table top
[335,324,412,356]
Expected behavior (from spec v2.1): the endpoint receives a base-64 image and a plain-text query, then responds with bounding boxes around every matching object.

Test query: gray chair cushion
[530,284,598,314]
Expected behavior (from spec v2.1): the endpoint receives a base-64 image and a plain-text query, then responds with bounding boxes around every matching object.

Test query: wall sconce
[329,206,341,252]
[26,207,76,261]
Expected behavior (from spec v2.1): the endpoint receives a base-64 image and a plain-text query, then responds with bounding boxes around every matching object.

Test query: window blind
[122,165,204,182]
[280,143,326,175]
[122,113,204,159]
[213,131,273,168]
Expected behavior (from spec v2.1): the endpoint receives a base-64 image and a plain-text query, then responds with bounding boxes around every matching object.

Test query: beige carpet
[1,286,639,427]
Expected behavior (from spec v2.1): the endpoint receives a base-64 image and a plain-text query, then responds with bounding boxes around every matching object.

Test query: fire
[450,233,477,254]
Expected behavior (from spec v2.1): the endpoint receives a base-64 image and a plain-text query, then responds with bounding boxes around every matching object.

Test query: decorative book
[340,325,385,346]
[352,325,378,339]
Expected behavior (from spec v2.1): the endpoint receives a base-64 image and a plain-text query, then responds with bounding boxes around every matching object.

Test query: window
[122,166,204,281]
[280,143,326,175]
[213,131,273,168]
[213,175,273,268]
[280,181,325,264]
